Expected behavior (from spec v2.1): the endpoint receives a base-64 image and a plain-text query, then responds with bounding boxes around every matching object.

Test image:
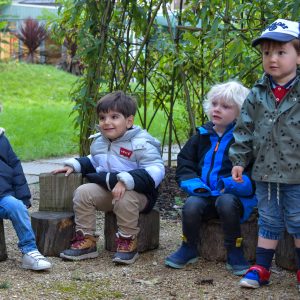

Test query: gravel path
[0,182,299,299]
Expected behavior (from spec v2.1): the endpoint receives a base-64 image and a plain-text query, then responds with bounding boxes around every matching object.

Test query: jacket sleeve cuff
[180,178,211,196]
[217,175,253,196]
[117,172,135,190]
[64,158,81,173]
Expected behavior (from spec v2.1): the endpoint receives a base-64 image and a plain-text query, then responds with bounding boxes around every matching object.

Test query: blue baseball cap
[252,19,300,47]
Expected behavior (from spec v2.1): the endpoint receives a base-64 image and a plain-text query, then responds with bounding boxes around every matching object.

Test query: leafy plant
[0,281,10,289]
[47,0,300,164]
[14,18,47,63]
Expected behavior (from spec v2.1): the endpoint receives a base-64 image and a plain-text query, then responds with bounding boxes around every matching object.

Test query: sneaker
[226,263,249,276]
[60,230,98,261]
[112,232,139,265]
[297,270,300,292]
[239,265,271,288]
[165,242,198,269]
[22,250,52,271]
[226,247,249,276]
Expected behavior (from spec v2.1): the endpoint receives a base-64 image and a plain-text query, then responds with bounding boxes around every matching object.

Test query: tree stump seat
[0,219,7,261]
[31,173,81,257]
[31,211,75,256]
[31,173,160,256]
[104,207,160,252]
[275,231,297,271]
[198,212,258,262]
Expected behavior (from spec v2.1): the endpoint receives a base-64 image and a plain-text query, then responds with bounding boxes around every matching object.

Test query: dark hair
[260,39,300,54]
[96,91,137,117]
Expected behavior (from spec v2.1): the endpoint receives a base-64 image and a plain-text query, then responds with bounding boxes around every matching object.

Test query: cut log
[104,208,160,252]
[31,211,75,257]
[199,213,258,262]
[0,219,7,261]
[275,231,296,271]
[39,173,83,212]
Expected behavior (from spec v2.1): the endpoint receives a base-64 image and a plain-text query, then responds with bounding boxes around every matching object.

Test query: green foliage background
[47,0,300,164]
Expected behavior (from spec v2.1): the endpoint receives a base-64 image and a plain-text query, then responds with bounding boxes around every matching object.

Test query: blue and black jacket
[0,132,31,207]
[176,121,257,223]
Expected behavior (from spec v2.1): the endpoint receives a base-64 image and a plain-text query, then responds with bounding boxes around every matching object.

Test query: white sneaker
[22,250,52,271]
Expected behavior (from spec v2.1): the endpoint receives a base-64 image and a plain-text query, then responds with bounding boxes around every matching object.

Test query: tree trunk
[0,219,7,261]
[104,208,160,252]
[275,231,297,271]
[31,211,75,257]
[39,173,83,212]
[199,213,258,262]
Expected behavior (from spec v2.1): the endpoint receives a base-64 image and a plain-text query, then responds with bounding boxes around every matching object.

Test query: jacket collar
[257,69,300,88]
[197,121,235,136]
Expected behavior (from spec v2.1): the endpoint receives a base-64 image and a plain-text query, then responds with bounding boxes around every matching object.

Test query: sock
[295,248,300,270]
[255,247,275,270]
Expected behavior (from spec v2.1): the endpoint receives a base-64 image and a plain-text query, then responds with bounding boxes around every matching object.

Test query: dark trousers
[182,194,244,248]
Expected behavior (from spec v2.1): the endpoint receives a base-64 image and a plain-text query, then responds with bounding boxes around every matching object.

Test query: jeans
[182,194,244,248]
[256,181,300,239]
[0,195,37,254]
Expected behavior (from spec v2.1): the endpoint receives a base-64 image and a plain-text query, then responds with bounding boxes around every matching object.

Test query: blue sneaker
[226,263,249,276]
[239,265,271,288]
[165,242,198,269]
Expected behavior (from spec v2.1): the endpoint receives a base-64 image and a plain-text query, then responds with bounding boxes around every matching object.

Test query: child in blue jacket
[0,128,52,271]
[165,81,257,275]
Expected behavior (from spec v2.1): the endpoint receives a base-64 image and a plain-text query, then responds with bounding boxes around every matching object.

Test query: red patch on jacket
[120,147,133,158]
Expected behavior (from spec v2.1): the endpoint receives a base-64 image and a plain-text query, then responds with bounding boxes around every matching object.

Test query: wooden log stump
[104,208,160,252]
[31,211,75,257]
[39,173,83,212]
[199,213,258,262]
[275,231,297,271]
[0,219,7,261]
[31,173,82,256]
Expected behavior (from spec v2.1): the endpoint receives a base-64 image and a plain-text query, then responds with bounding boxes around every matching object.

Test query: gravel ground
[1,176,300,299]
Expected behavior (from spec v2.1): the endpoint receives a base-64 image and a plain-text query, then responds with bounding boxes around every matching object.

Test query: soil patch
[0,168,299,299]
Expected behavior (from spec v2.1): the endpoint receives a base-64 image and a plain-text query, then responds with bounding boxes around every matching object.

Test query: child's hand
[52,166,74,176]
[231,166,244,182]
[112,181,126,202]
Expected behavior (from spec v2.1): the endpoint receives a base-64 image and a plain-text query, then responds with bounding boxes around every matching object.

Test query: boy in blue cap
[230,19,300,290]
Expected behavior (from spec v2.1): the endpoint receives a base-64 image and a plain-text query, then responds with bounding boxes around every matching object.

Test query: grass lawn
[0,61,78,161]
[0,61,189,161]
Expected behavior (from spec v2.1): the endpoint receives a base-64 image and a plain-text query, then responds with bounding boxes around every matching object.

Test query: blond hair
[203,81,249,119]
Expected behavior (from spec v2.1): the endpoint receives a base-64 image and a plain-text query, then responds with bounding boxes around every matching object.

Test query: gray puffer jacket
[65,125,165,212]
[230,71,300,184]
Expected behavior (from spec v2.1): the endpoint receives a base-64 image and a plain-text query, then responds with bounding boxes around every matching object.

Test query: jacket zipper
[107,142,112,172]
[206,137,221,187]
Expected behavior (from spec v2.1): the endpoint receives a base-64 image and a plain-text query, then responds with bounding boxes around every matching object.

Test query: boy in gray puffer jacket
[53,91,165,265]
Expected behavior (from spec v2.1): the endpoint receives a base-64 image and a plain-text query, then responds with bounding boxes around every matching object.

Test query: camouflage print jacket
[230,71,300,184]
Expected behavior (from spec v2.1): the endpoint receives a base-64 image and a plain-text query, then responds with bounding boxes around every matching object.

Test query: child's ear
[126,115,134,128]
